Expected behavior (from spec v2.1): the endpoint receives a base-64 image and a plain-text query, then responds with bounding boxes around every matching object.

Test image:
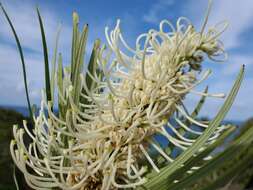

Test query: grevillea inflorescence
[10,5,231,190]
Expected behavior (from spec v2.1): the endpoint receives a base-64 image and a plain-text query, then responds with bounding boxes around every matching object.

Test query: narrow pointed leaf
[71,12,79,82]
[168,119,253,190]
[165,125,236,185]
[0,3,33,122]
[199,150,253,190]
[86,39,100,90]
[73,24,88,105]
[57,53,65,119]
[50,24,61,103]
[80,39,101,106]
[142,65,244,189]
[191,86,208,119]
[37,7,51,103]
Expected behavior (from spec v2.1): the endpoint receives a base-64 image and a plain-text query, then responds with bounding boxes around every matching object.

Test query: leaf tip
[72,11,79,23]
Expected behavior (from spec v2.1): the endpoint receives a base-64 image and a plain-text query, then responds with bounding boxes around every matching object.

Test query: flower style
[10,10,230,190]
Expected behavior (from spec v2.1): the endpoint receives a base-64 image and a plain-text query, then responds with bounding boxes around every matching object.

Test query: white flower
[11,10,229,190]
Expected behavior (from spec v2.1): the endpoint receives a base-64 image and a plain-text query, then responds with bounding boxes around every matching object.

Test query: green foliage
[37,7,52,104]
[50,25,61,104]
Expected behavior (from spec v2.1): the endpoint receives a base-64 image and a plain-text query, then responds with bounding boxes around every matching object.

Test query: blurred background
[0,0,252,189]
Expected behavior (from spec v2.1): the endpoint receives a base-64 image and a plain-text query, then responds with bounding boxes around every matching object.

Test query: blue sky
[0,0,252,121]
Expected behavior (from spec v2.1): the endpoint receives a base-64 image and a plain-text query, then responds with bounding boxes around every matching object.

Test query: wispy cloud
[0,42,44,105]
[189,0,253,50]
[204,76,253,121]
[179,0,253,121]
[0,0,113,106]
[184,73,253,121]
[143,0,174,24]
[0,1,72,105]
[212,0,253,50]
[0,0,108,106]
[0,1,72,53]
[222,55,253,76]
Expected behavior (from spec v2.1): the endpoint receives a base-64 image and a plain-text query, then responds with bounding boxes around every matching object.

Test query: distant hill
[0,106,31,190]
[1,105,31,117]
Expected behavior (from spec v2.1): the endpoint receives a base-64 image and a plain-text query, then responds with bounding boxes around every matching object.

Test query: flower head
[10,6,229,190]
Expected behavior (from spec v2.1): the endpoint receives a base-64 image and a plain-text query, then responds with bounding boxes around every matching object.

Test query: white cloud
[190,0,253,50]
[180,0,253,121]
[0,42,43,105]
[143,0,174,24]
[208,77,253,121]
[222,55,253,76]
[0,1,72,54]
[0,1,95,106]
[214,0,253,49]
[184,76,253,121]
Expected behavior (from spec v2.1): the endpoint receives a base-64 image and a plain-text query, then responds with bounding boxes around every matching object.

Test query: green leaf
[198,149,253,190]
[71,12,80,82]
[57,53,65,119]
[180,86,209,138]
[31,104,37,116]
[147,125,235,183]
[142,65,244,190]
[50,24,61,104]
[148,87,224,178]
[0,3,33,122]
[165,125,236,186]
[73,24,89,105]
[182,86,209,137]
[190,86,208,120]
[167,120,253,190]
[37,7,51,103]
[80,39,101,106]
[86,39,100,90]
